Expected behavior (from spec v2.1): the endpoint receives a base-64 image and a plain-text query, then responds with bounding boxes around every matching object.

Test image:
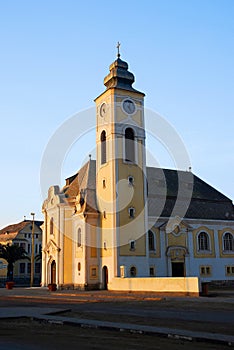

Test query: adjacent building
[0,219,43,285]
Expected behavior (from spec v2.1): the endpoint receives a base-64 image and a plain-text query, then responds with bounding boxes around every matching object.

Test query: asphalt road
[0,288,233,349]
[0,318,232,350]
[1,288,234,325]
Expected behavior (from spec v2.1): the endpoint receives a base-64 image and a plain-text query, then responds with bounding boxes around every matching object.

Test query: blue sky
[0,0,233,227]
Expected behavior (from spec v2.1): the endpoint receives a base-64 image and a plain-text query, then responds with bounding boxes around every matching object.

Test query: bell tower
[95,46,149,281]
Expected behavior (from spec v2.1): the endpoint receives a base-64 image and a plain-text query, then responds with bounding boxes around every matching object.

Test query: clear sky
[0,0,233,228]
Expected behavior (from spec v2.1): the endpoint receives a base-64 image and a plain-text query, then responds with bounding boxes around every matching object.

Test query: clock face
[123,99,136,115]
[100,103,107,117]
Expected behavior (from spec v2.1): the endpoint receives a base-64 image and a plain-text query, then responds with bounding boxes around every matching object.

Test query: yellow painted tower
[95,46,149,281]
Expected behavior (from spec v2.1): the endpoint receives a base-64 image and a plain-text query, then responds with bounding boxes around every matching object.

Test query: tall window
[148,230,155,251]
[130,240,135,251]
[35,263,41,274]
[101,130,106,164]
[50,218,54,235]
[130,266,137,277]
[149,266,155,276]
[223,232,234,251]
[125,127,135,162]
[19,263,25,274]
[128,176,134,186]
[128,207,135,218]
[20,242,26,250]
[77,228,82,248]
[198,232,209,251]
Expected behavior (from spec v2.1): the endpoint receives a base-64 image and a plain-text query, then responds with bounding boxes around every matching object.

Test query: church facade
[42,53,234,290]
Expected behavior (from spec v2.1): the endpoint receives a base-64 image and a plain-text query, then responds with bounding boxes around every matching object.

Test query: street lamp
[30,212,35,288]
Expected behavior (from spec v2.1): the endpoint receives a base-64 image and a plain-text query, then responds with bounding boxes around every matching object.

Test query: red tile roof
[0,220,43,243]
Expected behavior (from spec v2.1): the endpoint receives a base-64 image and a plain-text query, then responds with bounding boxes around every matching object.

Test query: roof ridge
[0,220,43,235]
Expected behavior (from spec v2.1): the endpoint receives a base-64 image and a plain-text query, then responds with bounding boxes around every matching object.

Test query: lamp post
[30,212,35,288]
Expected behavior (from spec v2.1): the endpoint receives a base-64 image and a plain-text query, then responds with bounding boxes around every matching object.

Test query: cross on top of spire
[117,41,121,58]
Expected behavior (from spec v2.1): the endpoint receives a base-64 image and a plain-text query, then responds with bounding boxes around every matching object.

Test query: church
[42,50,234,293]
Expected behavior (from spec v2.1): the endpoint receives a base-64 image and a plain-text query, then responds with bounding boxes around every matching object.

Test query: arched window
[198,231,209,251]
[128,175,134,186]
[148,230,155,251]
[125,127,135,162]
[50,218,54,235]
[128,207,135,218]
[77,228,81,248]
[129,240,135,251]
[130,266,137,277]
[223,232,234,251]
[101,130,106,164]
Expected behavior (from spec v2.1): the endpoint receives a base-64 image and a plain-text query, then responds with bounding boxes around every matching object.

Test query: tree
[0,243,29,281]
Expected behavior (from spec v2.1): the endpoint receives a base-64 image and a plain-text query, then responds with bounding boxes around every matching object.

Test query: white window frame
[197,231,211,252]
[222,232,234,253]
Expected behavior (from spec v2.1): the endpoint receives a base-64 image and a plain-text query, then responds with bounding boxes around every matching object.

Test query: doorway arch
[51,260,56,284]
[102,266,108,290]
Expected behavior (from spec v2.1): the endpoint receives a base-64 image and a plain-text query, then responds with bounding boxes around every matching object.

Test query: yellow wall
[108,277,199,296]
[0,258,7,277]
[168,232,186,247]
[96,84,147,259]
[90,225,97,258]
[75,247,83,259]
[89,265,99,280]
[120,235,146,256]
[64,235,72,284]
[63,209,73,283]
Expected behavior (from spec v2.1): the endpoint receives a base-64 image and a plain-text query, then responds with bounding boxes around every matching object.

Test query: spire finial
[117,41,121,58]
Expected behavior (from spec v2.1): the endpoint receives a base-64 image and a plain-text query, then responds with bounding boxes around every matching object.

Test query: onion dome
[103,43,143,94]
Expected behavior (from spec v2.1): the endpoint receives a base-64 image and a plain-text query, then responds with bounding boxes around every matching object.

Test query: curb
[30,314,234,347]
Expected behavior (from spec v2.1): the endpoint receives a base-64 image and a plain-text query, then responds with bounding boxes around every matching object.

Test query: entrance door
[171,262,184,277]
[51,260,56,284]
[102,266,108,290]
